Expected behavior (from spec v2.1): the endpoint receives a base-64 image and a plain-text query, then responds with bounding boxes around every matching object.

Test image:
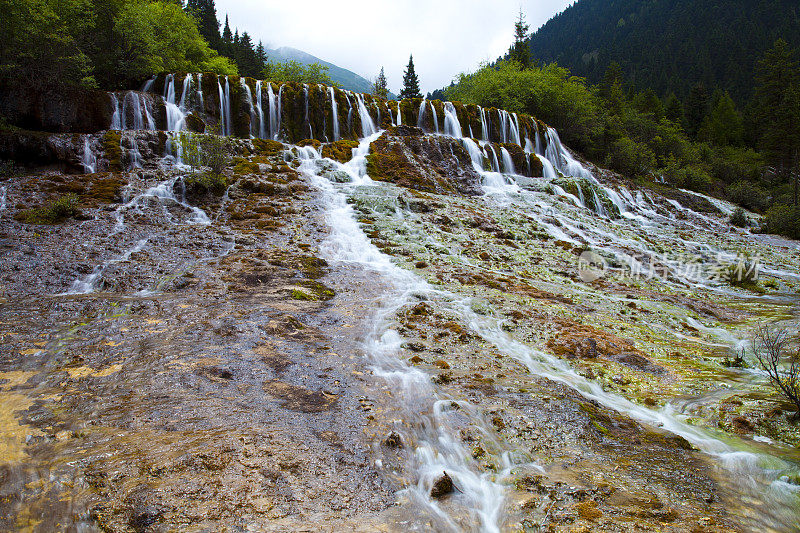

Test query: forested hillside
[524,0,800,102]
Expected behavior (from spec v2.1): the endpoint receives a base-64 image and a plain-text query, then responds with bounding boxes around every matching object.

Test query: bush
[16,194,81,224]
[667,164,712,192]
[762,204,800,239]
[749,326,800,417]
[727,180,770,212]
[729,207,749,227]
[605,137,656,177]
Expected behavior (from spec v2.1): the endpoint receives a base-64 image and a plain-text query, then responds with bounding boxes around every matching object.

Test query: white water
[241,78,256,138]
[67,238,149,294]
[479,106,489,141]
[81,137,97,173]
[217,76,232,136]
[499,147,515,175]
[417,98,427,129]
[355,93,377,138]
[0,186,7,213]
[255,80,266,139]
[329,86,340,141]
[443,102,462,138]
[296,139,519,533]
[396,101,402,126]
[430,102,440,133]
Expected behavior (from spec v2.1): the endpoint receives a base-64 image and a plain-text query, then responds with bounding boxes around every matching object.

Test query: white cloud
[213,0,573,93]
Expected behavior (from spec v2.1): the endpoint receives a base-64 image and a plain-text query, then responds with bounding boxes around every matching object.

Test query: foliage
[729,207,749,228]
[749,325,800,416]
[762,204,800,239]
[17,194,81,224]
[508,9,531,69]
[604,137,655,178]
[0,0,237,91]
[373,67,388,99]
[262,60,335,86]
[399,55,422,100]
[522,0,800,104]
[177,130,231,187]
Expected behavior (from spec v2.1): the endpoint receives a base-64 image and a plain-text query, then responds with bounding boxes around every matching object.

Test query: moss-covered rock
[365,127,482,195]
[321,139,359,164]
[102,131,122,171]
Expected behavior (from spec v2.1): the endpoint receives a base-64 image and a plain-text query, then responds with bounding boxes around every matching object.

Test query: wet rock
[383,432,403,448]
[575,500,602,520]
[430,471,454,499]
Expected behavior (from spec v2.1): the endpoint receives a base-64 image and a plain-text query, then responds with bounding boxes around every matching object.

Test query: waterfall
[196,73,204,110]
[110,94,121,130]
[479,106,488,141]
[485,145,501,173]
[267,82,279,140]
[500,147,516,174]
[355,93,377,137]
[498,110,507,143]
[276,84,284,140]
[510,112,522,146]
[241,79,255,137]
[396,101,402,126]
[163,74,186,132]
[443,102,462,138]
[304,84,312,139]
[329,86,340,141]
[417,98,427,129]
[429,101,439,133]
[461,138,486,172]
[81,137,96,173]
[255,80,266,139]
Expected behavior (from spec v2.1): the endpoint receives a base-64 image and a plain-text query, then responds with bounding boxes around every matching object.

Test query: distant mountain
[525,0,800,102]
[266,46,397,100]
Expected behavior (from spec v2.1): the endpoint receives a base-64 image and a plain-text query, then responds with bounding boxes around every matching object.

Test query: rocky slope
[0,78,799,532]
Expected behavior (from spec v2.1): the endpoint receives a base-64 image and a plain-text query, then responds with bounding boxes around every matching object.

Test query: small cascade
[241,78,256,137]
[538,154,558,179]
[591,188,607,217]
[500,147,516,174]
[443,102,462,138]
[67,238,149,294]
[510,113,522,146]
[81,137,96,173]
[0,186,6,213]
[163,74,186,132]
[345,93,353,133]
[110,93,121,130]
[498,110,508,143]
[255,80,266,139]
[110,92,155,131]
[396,101,402,126]
[417,98,427,129]
[267,82,279,140]
[429,101,439,133]
[223,76,233,136]
[122,131,143,170]
[303,84,312,139]
[479,106,489,141]
[276,85,284,139]
[196,73,204,110]
[329,86,340,141]
[355,93,377,137]
[461,138,486,172]
[486,145,501,173]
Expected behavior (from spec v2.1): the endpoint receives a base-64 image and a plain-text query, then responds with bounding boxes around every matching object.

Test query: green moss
[102,131,122,171]
[232,159,260,176]
[16,194,81,224]
[297,139,321,149]
[321,140,359,163]
[252,138,285,157]
[184,113,206,133]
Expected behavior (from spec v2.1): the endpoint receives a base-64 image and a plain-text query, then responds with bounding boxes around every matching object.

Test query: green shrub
[605,137,656,177]
[16,194,81,224]
[726,180,770,212]
[762,204,800,239]
[667,164,712,192]
[729,207,749,227]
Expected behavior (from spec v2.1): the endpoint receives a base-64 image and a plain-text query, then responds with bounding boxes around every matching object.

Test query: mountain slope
[266,46,396,99]
[525,0,800,101]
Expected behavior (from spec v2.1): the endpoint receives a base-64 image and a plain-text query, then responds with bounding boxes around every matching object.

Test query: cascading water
[355,93,377,137]
[81,137,96,173]
[396,101,402,126]
[303,84,313,139]
[500,147,515,175]
[443,102,462,138]
[295,139,520,533]
[479,106,489,141]
[417,98,427,130]
[255,80,266,139]
[241,78,256,138]
[429,101,439,133]
[329,86,340,141]
[266,82,280,140]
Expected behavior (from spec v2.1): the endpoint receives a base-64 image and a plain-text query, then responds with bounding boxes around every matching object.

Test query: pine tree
[189,0,220,50]
[399,55,422,100]
[509,9,531,68]
[664,93,684,124]
[222,15,232,47]
[684,83,709,138]
[373,66,388,99]
[754,39,800,203]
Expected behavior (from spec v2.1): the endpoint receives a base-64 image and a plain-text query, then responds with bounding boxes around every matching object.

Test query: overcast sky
[214,0,574,93]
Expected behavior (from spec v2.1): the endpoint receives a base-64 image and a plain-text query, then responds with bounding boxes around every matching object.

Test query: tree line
[442,11,800,239]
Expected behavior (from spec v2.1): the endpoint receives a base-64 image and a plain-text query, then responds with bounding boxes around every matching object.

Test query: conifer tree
[373,67,388,99]
[186,0,220,49]
[399,55,422,100]
[509,9,531,68]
